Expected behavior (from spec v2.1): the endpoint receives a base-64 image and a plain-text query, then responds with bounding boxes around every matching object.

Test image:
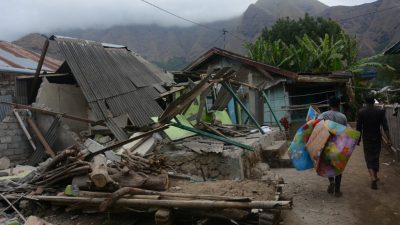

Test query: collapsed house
[177,48,352,137]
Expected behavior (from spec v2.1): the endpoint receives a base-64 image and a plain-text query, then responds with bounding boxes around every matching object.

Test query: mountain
[12,0,328,69]
[13,0,400,70]
[320,0,400,57]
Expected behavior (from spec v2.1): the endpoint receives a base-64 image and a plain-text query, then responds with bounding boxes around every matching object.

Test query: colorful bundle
[288,119,361,177]
[288,119,318,171]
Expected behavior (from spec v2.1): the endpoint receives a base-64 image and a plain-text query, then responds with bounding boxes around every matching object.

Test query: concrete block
[0,143,8,151]
[7,123,19,129]
[84,138,104,153]
[0,123,8,129]
[0,136,12,144]
[14,148,29,155]
[11,136,23,142]
[8,143,20,149]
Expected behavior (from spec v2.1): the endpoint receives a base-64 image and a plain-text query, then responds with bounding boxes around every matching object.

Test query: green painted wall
[263,83,288,125]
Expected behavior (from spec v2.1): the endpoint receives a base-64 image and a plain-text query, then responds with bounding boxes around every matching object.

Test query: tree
[245,14,364,73]
[262,14,344,46]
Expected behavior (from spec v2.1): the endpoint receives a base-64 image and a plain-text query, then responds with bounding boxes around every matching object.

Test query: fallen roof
[0,41,62,74]
[384,40,400,55]
[183,47,298,79]
[51,35,170,129]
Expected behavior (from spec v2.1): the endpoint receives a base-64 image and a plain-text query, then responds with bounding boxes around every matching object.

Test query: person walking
[318,96,347,197]
[356,95,391,190]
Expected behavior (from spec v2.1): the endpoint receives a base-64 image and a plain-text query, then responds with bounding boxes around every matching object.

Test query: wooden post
[90,155,114,188]
[26,118,56,157]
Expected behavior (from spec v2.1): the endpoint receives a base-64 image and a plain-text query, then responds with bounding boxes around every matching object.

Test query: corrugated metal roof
[384,41,400,55]
[0,95,12,121]
[51,36,166,128]
[184,47,298,79]
[0,41,62,74]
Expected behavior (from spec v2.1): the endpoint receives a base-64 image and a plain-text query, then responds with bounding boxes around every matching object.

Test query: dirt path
[273,144,400,225]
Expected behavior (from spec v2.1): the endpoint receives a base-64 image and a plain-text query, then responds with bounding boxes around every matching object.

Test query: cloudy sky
[0,0,376,41]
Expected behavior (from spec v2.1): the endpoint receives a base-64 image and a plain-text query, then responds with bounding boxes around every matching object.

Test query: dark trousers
[328,174,342,192]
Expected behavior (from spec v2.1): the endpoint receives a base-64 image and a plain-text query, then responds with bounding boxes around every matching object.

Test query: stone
[84,138,104,153]
[209,169,220,178]
[0,156,10,170]
[96,135,112,144]
[24,216,53,225]
[180,163,197,175]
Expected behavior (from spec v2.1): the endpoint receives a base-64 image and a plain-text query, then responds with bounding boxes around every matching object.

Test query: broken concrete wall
[0,110,31,164]
[160,145,245,180]
[158,129,287,180]
[34,78,89,133]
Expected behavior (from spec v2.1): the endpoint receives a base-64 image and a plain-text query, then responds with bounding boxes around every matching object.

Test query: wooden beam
[0,101,99,124]
[26,118,56,158]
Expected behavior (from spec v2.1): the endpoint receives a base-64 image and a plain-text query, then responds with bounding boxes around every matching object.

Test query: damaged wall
[34,78,89,133]
[0,109,31,164]
[0,73,16,97]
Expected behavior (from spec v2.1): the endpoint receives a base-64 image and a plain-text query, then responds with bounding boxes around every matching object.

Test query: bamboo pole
[13,110,37,151]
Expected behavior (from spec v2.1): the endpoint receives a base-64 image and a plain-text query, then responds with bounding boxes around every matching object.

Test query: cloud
[0,0,378,41]
[319,0,377,6]
[0,0,257,41]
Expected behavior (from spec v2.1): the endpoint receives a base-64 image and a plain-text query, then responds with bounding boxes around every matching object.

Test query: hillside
[12,0,400,69]
[12,0,328,69]
[320,0,400,56]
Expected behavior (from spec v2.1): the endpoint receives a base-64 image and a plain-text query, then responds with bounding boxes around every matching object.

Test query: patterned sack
[288,119,319,171]
[306,105,321,122]
[316,122,361,177]
[305,120,331,164]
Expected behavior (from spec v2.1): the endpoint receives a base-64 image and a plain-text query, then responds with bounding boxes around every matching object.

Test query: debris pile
[0,36,293,225]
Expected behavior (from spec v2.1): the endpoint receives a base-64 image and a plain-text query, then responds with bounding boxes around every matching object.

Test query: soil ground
[275,143,400,225]
[169,180,276,200]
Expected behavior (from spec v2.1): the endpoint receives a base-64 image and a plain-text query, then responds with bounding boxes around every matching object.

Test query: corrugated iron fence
[384,105,400,160]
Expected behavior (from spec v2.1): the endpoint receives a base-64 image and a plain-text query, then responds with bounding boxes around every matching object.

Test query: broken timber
[0,101,100,125]
[27,118,56,158]
[4,195,291,210]
[170,122,254,151]
[86,125,169,158]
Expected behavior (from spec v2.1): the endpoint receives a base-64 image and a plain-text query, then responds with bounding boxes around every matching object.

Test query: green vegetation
[261,14,343,46]
[245,15,359,73]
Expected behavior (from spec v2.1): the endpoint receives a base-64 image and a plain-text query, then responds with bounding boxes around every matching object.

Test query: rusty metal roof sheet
[184,47,298,79]
[0,41,62,74]
[51,36,165,128]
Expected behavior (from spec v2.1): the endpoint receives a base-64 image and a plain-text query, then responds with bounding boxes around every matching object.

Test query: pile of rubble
[0,36,293,225]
